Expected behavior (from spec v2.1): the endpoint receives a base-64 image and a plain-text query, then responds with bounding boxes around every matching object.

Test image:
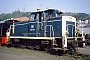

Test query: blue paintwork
[66,21,75,37]
[10,9,75,38]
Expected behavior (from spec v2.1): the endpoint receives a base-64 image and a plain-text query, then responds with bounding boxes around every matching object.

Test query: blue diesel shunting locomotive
[8,8,77,51]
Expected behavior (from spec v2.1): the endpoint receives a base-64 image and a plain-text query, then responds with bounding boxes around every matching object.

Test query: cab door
[66,21,75,37]
[45,25,53,37]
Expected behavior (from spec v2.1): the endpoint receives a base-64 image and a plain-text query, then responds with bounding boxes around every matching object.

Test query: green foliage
[62,12,90,20]
[0,10,30,21]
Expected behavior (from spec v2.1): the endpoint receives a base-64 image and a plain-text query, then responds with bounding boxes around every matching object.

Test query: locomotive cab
[44,9,63,18]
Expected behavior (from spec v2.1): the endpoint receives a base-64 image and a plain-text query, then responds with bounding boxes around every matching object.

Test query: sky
[0,0,90,14]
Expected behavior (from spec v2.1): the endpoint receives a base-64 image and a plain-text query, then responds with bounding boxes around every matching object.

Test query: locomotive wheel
[20,45,25,49]
[35,45,40,50]
[28,46,35,50]
[44,46,51,53]
[45,48,51,53]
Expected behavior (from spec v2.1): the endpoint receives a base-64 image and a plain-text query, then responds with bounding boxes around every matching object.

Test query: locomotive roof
[31,9,63,14]
[31,11,43,14]
[44,9,59,11]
